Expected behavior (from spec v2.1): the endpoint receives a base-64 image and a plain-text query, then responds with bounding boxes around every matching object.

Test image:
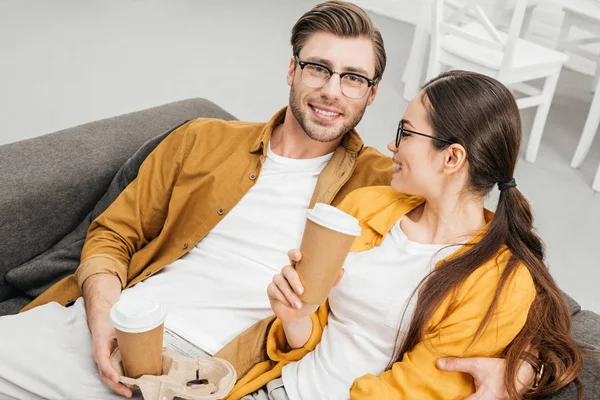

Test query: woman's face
[387,93,447,197]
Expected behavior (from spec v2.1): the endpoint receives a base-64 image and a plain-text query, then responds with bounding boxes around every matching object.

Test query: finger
[99,373,133,398]
[94,340,122,385]
[267,282,293,308]
[437,357,482,379]
[287,249,302,265]
[96,353,120,384]
[332,268,345,287]
[273,274,302,309]
[95,348,132,398]
[516,359,536,393]
[281,265,304,295]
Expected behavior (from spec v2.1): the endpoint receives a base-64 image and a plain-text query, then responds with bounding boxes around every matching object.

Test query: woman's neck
[402,194,486,245]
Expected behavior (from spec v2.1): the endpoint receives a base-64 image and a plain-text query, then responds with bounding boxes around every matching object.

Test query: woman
[235,71,583,400]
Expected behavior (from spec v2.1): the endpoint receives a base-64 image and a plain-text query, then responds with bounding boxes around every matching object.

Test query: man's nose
[320,74,344,99]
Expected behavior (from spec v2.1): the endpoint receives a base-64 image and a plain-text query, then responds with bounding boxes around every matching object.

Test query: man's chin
[304,122,345,143]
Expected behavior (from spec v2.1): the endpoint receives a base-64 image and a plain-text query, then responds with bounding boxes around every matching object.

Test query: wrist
[281,315,312,327]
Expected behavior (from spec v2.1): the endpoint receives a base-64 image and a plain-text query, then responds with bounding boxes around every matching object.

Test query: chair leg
[593,63,600,93]
[525,67,563,163]
[402,27,430,101]
[556,14,571,52]
[571,77,600,168]
[522,5,535,39]
[593,162,600,192]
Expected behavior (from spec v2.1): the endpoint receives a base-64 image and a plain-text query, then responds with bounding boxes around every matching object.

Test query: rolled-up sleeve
[76,121,193,289]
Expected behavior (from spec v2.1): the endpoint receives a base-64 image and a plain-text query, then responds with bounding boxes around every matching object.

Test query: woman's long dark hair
[390,70,583,398]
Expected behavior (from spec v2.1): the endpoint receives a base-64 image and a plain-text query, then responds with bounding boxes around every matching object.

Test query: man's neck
[269,108,342,159]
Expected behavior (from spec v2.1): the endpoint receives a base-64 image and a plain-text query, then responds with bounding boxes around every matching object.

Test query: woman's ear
[443,143,467,175]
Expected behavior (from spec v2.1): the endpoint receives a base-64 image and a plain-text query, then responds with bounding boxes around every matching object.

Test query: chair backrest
[429,0,528,78]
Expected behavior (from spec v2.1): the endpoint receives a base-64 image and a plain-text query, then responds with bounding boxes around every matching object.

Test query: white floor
[0,0,599,313]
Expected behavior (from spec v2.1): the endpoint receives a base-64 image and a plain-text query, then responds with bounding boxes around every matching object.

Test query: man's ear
[443,143,467,175]
[287,56,296,87]
[367,80,381,106]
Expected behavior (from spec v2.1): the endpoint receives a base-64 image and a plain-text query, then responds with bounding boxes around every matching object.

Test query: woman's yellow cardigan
[226,187,536,399]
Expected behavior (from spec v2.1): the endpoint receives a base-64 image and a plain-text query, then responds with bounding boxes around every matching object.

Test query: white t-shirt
[282,219,459,400]
[119,143,333,355]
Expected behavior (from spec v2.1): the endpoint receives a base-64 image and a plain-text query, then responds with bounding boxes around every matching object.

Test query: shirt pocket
[384,289,417,332]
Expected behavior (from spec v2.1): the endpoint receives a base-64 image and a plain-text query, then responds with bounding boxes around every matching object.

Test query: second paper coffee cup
[295,203,361,305]
[109,297,167,379]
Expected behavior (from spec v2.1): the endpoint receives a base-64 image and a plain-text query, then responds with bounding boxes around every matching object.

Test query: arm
[83,273,131,397]
[75,120,194,289]
[76,121,194,397]
[350,264,536,400]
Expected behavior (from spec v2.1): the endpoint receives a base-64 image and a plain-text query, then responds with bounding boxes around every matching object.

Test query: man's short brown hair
[291,1,387,80]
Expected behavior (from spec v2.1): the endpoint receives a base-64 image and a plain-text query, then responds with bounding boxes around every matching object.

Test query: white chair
[572,76,600,192]
[401,0,540,102]
[558,0,600,96]
[426,0,569,163]
[593,164,600,192]
[560,0,600,170]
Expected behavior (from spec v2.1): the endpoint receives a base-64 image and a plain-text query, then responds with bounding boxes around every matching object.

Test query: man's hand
[82,273,132,398]
[436,357,535,400]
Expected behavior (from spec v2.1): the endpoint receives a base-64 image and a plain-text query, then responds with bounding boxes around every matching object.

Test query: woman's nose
[387,139,397,153]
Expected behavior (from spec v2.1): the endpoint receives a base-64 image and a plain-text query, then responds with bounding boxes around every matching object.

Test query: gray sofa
[0,98,598,398]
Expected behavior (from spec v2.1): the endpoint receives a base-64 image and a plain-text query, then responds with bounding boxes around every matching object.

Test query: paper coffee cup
[295,203,362,305]
[110,297,167,379]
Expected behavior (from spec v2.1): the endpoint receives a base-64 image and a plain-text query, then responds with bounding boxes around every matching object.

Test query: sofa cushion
[563,291,582,316]
[0,98,236,306]
[4,121,188,302]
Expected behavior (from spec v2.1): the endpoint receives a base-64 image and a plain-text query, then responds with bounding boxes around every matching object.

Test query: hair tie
[498,178,517,191]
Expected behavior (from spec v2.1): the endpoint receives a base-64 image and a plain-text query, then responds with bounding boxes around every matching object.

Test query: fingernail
[294,251,301,258]
[437,359,446,368]
[295,300,302,309]
[296,285,304,294]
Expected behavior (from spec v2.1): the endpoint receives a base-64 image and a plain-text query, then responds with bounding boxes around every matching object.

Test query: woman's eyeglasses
[395,120,455,148]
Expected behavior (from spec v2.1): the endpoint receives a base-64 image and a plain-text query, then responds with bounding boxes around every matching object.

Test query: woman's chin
[390,179,406,193]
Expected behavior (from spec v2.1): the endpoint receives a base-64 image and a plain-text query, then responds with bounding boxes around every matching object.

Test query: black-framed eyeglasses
[395,120,455,148]
[294,55,378,99]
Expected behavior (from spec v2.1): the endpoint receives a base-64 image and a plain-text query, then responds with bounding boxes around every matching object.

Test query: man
[0,2,533,399]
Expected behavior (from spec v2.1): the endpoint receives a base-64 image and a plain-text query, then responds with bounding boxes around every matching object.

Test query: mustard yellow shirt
[228,186,536,400]
[22,108,392,378]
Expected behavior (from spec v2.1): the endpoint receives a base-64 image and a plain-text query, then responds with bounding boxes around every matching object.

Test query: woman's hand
[267,250,319,324]
[267,249,344,349]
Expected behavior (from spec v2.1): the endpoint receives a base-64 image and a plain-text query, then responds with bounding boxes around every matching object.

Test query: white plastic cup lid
[109,297,167,333]
[306,203,362,236]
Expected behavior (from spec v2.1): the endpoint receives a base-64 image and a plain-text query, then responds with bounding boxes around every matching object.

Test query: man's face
[287,32,380,143]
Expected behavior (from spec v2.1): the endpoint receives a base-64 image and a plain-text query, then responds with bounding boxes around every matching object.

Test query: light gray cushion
[541,310,600,399]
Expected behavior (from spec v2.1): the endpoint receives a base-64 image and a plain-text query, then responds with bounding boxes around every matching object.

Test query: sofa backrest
[0,98,236,301]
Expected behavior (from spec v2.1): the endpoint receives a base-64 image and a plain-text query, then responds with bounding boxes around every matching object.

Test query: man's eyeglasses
[396,120,455,148]
[294,55,378,99]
